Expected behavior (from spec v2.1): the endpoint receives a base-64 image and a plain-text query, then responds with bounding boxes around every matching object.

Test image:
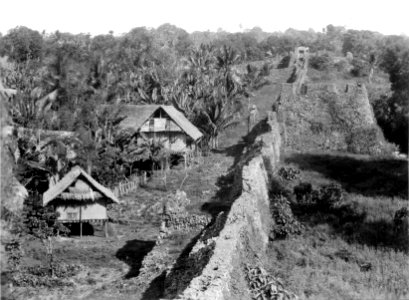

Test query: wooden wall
[56,201,107,221]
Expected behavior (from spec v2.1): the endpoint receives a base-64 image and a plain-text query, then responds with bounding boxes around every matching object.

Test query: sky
[1,0,408,36]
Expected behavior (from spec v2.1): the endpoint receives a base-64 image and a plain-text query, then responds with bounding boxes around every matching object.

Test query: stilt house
[116,105,203,154]
[42,166,119,237]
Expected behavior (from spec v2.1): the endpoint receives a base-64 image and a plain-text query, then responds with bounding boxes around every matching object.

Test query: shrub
[245,264,298,300]
[293,182,313,203]
[277,55,291,69]
[350,58,369,77]
[20,193,69,276]
[309,53,332,71]
[310,121,325,134]
[270,195,303,239]
[316,183,344,211]
[4,239,22,272]
[334,58,350,72]
[393,207,409,252]
[10,263,80,287]
[278,167,300,181]
[22,193,69,238]
[346,126,398,156]
[260,62,271,77]
[293,182,343,211]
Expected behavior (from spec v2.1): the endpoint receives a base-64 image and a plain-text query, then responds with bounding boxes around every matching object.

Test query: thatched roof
[43,166,119,206]
[161,106,203,141]
[115,105,203,141]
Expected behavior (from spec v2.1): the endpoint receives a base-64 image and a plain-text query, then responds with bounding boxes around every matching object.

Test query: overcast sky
[1,0,408,36]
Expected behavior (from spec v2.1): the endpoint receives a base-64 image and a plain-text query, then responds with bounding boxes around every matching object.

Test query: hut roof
[43,166,119,206]
[115,105,203,141]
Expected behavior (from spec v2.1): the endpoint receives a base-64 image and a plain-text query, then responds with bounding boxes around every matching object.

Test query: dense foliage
[1,24,408,191]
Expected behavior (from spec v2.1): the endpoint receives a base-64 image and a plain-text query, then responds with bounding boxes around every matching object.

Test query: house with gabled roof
[116,105,203,154]
[43,166,119,237]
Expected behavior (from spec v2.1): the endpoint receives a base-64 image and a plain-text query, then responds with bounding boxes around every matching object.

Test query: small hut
[42,166,119,237]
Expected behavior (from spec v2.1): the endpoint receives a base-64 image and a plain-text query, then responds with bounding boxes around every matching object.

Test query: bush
[278,167,300,181]
[293,182,313,203]
[316,183,344,211]
[293,183,343,211]
[277,55,291,69]
[309,53,332,71]
[334,59,350,72]
[4,239,22,272]
[10,263,80,287]
[346,126,398,156]
[393,207,408,252]
[260,62,271,77]
[310,121,325,134]
[270,195,303,239]
[245,265,298,300]
[22,193,69,238]
[350,58,369,77]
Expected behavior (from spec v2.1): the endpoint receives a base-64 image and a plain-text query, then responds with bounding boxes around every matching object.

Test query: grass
[3,148,237,300]
[267,151,409,300]
[284,151,408,198]
[267,229,409,300]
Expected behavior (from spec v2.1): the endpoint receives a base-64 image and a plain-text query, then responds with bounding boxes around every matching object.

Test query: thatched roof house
[115,105,203,153]
[43,166,119,237]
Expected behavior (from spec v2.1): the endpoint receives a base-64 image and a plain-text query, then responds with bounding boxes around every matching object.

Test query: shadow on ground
[285,153,408,198]
[141,217,224,300]
[142,118,274,299]
[222,118,271,168]
[116,239,156,279]
[292,202,407,251]
[202,118,271,217]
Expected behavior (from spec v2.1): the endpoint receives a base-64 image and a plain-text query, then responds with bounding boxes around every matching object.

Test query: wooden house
[116,105,203,154]
[42,166,119,237]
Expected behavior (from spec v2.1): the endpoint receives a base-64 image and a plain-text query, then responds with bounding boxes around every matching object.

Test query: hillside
[1,42,408,300]
[246,53,393,154]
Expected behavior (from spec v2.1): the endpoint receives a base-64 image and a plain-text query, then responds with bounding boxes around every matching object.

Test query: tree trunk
[368,66,374,84]
[87,160,92,175]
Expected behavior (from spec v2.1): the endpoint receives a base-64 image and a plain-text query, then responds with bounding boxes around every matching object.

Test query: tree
[4,60,56,129]
[21,193,69,276]
[376,37,409,153]
[182,45,245,148]
[2,26,43,63]
[154,23,193,56]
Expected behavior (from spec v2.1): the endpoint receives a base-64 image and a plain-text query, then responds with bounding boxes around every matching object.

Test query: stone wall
[163,114,282,299]
[278,78,381,152]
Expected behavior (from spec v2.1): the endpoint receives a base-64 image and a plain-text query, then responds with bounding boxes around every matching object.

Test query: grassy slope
[281,66,392,152]
[240,67,409,299]
[267,152,408,300]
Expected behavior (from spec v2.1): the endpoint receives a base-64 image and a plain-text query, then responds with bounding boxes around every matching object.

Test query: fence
[112,173,147,198]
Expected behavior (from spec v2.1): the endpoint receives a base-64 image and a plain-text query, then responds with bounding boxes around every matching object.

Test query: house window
[67,212,78,220]
[149,119,154,131]
[170,133,177,144]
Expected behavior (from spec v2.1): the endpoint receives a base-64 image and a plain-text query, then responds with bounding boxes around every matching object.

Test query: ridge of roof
[111,104,203,141]
[43,166,119,205]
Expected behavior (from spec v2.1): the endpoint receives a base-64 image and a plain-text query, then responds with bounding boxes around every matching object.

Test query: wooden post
[104,220,108,238]
[79,206,82,239]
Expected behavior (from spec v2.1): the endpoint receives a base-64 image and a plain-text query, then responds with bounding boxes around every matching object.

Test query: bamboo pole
[104,220,108,238]
[79,206,82,239]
